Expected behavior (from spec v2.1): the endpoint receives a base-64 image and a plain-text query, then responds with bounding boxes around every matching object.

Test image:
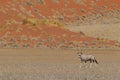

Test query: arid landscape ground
[0,0,120,48]
[0,48,120,80]
[0,0,120,80]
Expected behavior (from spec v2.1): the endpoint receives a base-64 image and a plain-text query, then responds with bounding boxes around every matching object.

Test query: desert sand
[0,48,119,80]
[65,23,120,41]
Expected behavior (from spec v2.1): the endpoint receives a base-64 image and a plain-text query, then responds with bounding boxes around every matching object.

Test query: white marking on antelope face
[77,52,83,56]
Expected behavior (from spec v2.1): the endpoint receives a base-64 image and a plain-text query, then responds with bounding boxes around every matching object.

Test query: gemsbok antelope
[77,51,98,68]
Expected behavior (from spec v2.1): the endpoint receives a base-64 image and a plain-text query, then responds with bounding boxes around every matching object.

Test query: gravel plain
[0,48,119,80]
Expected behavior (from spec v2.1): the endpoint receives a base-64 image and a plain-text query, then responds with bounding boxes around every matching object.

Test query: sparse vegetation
[80,31,85,36]
[75,0,86,5]
[22,18,39,26]
[22,18,64,27]
[52,0,59,3]
[36,0,45,5]
[42,19,64,27]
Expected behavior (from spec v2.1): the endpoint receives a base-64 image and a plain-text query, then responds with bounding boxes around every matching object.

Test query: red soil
[0,0,119,48]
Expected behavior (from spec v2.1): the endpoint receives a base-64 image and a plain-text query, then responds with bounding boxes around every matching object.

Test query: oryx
[77,51,98,68]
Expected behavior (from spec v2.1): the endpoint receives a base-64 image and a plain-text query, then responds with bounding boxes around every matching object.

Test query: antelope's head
[77,52,83,56]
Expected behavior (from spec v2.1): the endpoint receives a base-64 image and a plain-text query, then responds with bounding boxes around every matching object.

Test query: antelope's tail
[94,58,99,64]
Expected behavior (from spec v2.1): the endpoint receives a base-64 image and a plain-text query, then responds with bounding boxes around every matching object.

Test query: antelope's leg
[89,60,94,68]
[94,60,98,67]
[88,61,92,68]
[81,60,88,68]
[86,61,91,68]
[80,62,82,68]
[80,61,83,68]
[90,63,92,68]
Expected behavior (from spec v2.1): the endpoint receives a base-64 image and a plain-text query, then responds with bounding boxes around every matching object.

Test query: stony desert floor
[0,48,120,80]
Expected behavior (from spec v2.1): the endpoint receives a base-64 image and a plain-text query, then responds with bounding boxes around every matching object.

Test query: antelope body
[77,52,98,64]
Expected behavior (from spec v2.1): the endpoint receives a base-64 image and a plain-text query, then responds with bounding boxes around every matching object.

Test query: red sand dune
[0,0,119,48]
